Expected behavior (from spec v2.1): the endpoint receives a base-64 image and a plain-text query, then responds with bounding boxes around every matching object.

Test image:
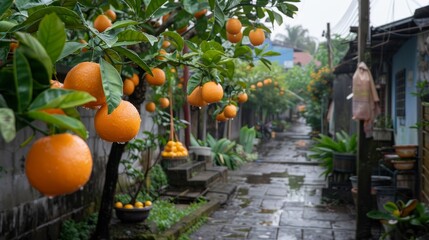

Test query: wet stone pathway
[191,120,365,240]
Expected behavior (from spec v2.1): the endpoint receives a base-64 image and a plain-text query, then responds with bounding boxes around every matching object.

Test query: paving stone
[331,220,356,230]
[334,230,356,240]
[277,227,302,240]
[303,228,334,240]
[303,207,354,221]
[248,226,279,239]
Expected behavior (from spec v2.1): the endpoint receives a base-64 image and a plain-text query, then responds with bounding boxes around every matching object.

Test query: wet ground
[190,119,381,240]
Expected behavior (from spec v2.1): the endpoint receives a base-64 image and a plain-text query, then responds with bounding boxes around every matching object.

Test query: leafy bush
[239,126,256,153]
[147,198,207,231]
[309,131,357,178]
[59,214,97,240]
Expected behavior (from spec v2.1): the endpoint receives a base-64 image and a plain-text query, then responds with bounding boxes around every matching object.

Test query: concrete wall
[391,37,419,145]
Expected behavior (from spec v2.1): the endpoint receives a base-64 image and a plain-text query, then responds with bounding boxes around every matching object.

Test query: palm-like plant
[309,131,357,178]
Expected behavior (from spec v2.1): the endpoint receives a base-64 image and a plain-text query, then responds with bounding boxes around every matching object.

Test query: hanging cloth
[352,62,381,137]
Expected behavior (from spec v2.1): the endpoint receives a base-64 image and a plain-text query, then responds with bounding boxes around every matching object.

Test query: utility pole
[327,22,332,69]
[356,0,372,239]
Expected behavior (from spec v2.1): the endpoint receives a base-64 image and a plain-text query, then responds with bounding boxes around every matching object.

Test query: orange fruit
[124,204,133,209]
[263,78,271,85]
[104,9,117,22]
[249,28,265,46]
[162,13,170,23]
[145,68,166,86]
[25,133,93,197]
[177,83,183,89]
[144,200,152,207]
[227,32,242,43]
[250,84,256,90]
[226,18,242,34]
[157,49,167,60]
[145,101,156,112]
[9,42,19,52]
[176,25,188,34]
[50,80,63,88]
[134,201,144,208]
[194,9,207,19]
[94,100,141,142]
[202,81,224,103]
[179,77,185,83]
[130,73,139,86]
[93,14,112,32]
[216,112,227,122]
[237,92,248,103]
[114,202,123,208]
[170,68,176,73]
[223,104,237,118]
[63,62,106,108]
[159,97,170,108]
[257,81,263,88]
[162,40,171,48]
[123,79,135,96]
[187,86,207,107]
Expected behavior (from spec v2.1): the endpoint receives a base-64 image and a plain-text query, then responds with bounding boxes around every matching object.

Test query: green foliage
[147,198,207,232]
[239,126,256,153]
[367,199,429,239]
[59,214,98,240]
[309,131,357,178]
[178,216,208,240]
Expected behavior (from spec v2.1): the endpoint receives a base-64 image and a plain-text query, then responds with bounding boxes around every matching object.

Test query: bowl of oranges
[114,200,152,223]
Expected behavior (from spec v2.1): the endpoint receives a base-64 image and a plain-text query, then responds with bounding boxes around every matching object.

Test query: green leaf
[0,21,16,32]
[37,13,66,63]
[28,89,96,111]
[99,58,122,114]
[162,31,184,52]
[11,6,83,32]
[234,46,252,58]
[106,20,139,31]
[57,41,86,61]
[185,40,199,52]
[115,29,158,46]
[15,32,53,80]
[201,50,224,64]
[272,11,283,25]
[145,0,168,19]
[262,51,281,57]
[112,47,151,73]
[187,72,202,95]
[13,50,32,113]
[0,108,16,143]
[259,57,272,70]
[87,26,118,47]
[26,111,88,139]
[0,95,7,107]
[201,40,224,53]
[0,0,13,17]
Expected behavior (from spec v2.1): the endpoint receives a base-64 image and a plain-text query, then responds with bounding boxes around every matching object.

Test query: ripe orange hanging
[194,9,207,19]
[216,112,227,122]
[104,9,117,22]
[237,92,248,103]
[223,104,237,118]
[256,81,263,88]
[130,73,139,86]
[162,40,171,49]
[94,100,141,142]
[226,18,242,34]
[227,32,242,43]
[63,62,106,108]
[159,97,170,108]
[25,133,93,197]
[145,101,156,112]
[249,28,265,46]
[94,15,112,32]
[202,81,224,103]
[123,79,135,96]
[145,68,166,86]
[187,86,207,107]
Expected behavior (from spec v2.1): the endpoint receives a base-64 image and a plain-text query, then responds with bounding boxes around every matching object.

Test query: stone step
[166,161,206,182]
[205,182,237,205]
[206,166,228,183]
[169,170,221,189]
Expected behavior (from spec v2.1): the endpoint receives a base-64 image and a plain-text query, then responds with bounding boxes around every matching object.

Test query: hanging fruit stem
[169,85,174,141]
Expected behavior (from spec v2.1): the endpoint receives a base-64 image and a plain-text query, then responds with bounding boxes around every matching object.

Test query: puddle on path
[245,171,304,191]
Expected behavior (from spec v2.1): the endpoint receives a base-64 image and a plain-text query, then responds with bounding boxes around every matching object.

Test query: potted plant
[367,199,429,239]
[309,131,357,178]
[373,115,394,141]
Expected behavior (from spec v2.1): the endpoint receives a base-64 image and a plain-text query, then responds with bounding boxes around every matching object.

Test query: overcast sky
[271,0,429,42]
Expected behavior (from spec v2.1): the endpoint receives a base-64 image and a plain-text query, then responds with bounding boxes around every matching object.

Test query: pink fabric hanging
[352,62,381,137]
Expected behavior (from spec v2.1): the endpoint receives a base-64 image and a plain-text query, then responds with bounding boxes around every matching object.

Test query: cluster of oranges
[187,81,224,107]
[250,78,285,95]
[93,9,116,33]
[115,200,152,209]
[123,73,140,96]
[225,18,265,46]
[161,140,189,158]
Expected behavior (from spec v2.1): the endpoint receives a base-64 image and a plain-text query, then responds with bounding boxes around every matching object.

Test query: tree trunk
[92,142,126,239]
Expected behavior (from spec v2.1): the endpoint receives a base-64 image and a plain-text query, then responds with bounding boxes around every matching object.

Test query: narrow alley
[191,119,369,240]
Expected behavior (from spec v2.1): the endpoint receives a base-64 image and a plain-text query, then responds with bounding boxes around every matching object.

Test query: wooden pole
[356,0,372,238]
[327,22,332,70]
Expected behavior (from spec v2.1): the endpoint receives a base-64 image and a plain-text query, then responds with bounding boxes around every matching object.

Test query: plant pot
[188,146,211,156]
[374,186,412,213]
[391,160,415,170]
[373,128,393,141]
[115,206,152,223]
[333,152,356,173]
[393,145,417,158]
[349,175,392,189]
